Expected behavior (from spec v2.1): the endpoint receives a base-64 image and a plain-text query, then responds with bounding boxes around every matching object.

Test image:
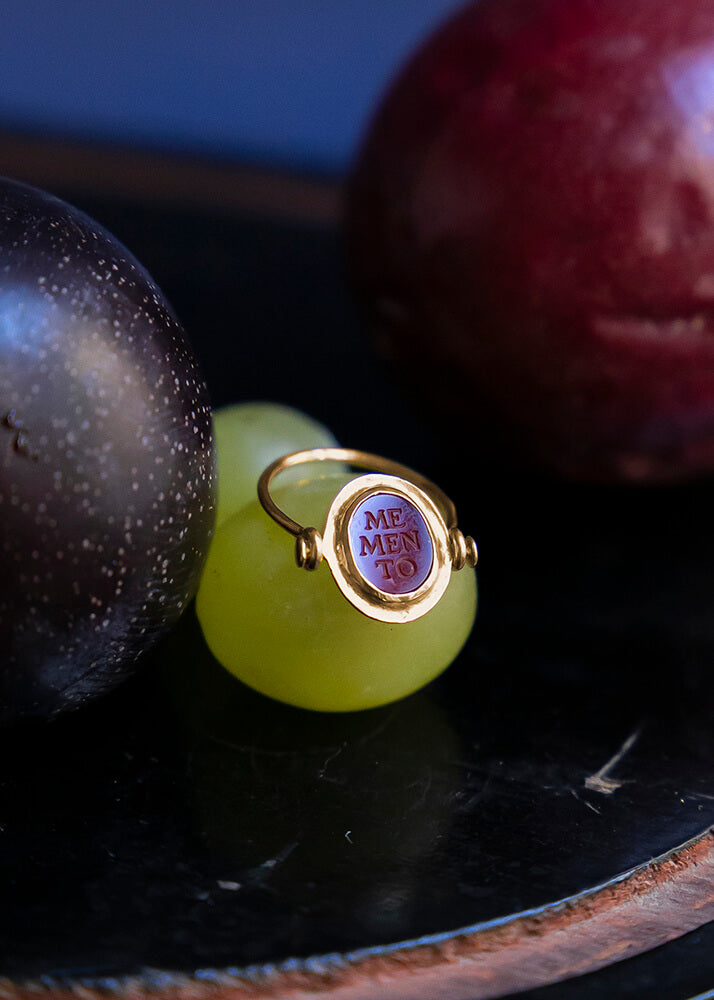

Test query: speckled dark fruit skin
[0,178,215,722]
[347,0,714,481]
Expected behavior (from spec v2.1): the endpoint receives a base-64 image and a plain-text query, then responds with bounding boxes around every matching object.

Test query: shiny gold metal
[258,448,477,624]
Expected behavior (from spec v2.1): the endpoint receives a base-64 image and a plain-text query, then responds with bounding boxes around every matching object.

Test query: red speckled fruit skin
[347,0,714,481]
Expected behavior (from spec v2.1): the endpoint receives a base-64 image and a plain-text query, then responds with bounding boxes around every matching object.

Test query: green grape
[196,473,477,712]
[213,401,339,528]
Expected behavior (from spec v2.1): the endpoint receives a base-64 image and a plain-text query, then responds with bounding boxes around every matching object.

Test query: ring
[257,448,477,624]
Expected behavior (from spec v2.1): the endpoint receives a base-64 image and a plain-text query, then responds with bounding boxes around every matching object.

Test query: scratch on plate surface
[259,842,297,871]
[318,744,346,780]
[585,727,642,795]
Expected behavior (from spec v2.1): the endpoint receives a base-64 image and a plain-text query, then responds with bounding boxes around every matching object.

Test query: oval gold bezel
[322,474,452,623]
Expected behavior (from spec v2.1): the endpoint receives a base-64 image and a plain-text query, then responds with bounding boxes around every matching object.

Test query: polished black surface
[2,191,714,994]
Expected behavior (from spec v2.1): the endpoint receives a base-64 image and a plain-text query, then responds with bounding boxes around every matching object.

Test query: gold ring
[257,448,477,624]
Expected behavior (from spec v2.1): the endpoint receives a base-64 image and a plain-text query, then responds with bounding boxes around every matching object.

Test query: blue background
[0,2,464,175]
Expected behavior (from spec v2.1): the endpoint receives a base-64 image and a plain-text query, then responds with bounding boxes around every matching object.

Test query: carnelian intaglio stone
[347,491,434,595]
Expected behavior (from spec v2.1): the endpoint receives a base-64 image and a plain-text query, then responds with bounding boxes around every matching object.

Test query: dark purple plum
[0,178,215,722]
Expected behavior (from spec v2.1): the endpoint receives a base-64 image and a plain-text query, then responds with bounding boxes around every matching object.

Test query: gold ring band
[258,448,477,624]
[258,448,459,536]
